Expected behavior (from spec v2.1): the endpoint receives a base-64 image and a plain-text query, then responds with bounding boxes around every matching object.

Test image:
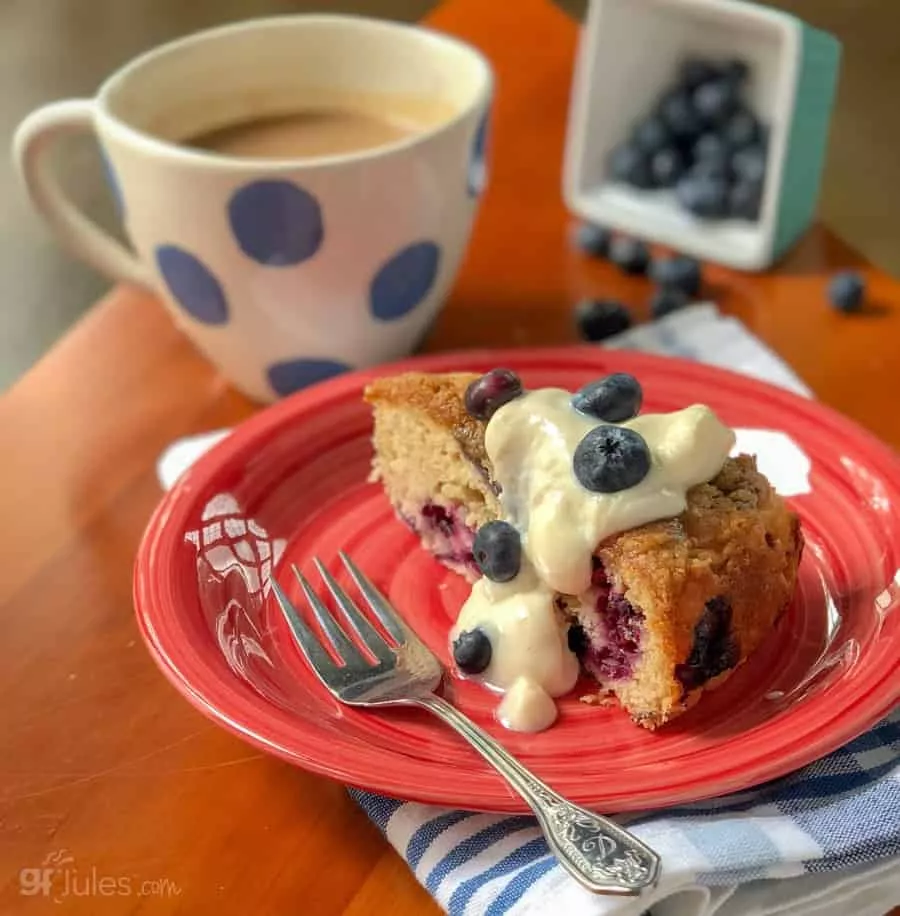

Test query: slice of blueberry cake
[365,369,802,730]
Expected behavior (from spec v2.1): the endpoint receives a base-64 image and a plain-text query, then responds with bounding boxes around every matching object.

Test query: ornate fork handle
[414,695,660,896]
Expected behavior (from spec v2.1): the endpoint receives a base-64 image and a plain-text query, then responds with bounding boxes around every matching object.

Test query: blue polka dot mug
[13,16,493,401]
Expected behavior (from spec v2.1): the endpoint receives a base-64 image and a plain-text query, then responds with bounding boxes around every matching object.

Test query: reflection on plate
[135,348,900,812]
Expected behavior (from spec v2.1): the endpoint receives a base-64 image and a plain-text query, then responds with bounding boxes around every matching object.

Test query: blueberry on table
[473,521,522,582]
[679,58,720,90]
[609,143,654,189]
[453,628,492,674]
[632,116,671,155]
[658,90,705,142]
[676,174,729,219]
[650,287,690,319]
[575,299,633,342]
[650,147,687,188]
[572,373,643,423]
[608,236,651,275]
[464,369,523,421]
[573,426,652,494]
[732,145,767,184]
[649,255,702,297]
[722,108,760,150]
[575,222,612,258]
[729,178,763,220]
[828,272,866,313]
[693,79,738,125]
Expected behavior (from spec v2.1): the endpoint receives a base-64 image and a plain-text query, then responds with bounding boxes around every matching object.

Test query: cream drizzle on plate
[451,387,736,732]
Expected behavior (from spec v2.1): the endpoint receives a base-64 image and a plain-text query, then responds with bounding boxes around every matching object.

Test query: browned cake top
[365,371,490,472]
[599,454,792,561]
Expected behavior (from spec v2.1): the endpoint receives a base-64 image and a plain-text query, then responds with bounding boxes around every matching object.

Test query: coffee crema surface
[184,106,445,159]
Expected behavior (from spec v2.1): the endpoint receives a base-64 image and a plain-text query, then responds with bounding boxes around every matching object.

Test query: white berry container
[563,0,842,272]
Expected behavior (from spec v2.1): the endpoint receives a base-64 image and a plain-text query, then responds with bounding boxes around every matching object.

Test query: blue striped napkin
[348,710,900,915]
[158,304,900,916]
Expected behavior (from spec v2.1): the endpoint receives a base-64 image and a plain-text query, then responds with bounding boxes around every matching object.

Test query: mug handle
[13,99,152,289]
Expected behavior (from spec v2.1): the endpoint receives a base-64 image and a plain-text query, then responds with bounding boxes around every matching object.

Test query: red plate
[134,348,900,812]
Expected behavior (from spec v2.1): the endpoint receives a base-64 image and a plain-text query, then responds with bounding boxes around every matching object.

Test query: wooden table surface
[2,0,899,913]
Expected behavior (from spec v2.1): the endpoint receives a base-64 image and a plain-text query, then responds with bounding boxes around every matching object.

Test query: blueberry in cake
[365,369,802,732]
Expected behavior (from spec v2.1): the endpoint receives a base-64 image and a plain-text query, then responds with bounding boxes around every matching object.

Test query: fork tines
[270,553,409,671]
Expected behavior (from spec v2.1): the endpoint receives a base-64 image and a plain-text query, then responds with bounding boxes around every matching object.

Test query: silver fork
[271,552,661,897]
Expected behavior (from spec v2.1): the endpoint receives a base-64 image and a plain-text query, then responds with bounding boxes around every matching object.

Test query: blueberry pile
[608,56,768,222]
[571,374,651,493]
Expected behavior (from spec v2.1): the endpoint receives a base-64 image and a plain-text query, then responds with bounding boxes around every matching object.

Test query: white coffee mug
[14,16,493,402]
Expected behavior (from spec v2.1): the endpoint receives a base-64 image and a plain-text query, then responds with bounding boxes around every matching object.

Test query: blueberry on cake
[365,369,802,731]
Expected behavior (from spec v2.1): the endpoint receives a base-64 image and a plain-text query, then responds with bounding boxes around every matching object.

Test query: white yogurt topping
[498,676,560,732]
[486,389,736,595]
[453,386,736,732]
[453,563,579,731]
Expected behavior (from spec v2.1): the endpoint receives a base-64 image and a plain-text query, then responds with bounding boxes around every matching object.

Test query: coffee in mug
[184,100,458,160]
